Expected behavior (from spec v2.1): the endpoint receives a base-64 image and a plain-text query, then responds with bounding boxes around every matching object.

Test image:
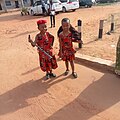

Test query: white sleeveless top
[49,4,55,15]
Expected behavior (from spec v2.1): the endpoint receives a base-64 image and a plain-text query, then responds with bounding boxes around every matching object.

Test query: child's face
[62,22,70,31]
[38,23,47,33]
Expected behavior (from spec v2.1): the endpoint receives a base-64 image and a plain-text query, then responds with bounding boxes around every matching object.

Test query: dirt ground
[0,4,120,61]
[0,3,120,120]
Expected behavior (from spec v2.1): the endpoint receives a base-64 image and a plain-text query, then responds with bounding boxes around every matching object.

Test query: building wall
[0,0,31,11]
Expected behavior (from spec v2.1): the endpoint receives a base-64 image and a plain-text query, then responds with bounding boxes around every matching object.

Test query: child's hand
[59,53,63,59]
[58,50,63,59]
[77,40,81,43]
[77,40,83,44]
[28,35,36,47]
[28,35,32,43]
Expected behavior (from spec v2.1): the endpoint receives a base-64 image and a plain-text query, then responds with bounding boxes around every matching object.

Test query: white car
[29,1,48,15]
[48,0,62,13]
[29,0,62,15]
[60,0,79,12]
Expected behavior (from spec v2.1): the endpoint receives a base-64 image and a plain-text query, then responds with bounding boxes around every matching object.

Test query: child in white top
[48,0,56,28]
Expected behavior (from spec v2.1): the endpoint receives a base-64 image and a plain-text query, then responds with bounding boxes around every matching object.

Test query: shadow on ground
[46,73,120,120]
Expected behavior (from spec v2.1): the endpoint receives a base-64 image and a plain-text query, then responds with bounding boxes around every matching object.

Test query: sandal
[50,73,56,77]
[45,73,50,80]
[64,70,69,76]
[72,72,78,78]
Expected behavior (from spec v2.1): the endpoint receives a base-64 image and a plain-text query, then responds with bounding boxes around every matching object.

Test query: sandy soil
[0,4,120,120]
[0,4,120,61]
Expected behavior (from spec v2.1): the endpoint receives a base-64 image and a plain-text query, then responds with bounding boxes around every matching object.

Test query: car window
[85,0,92,2]
[33,1,41,6]
[44,0,48,4]
[33,2,37,6]
[60,0,67,2]
[69,0,78,2]
[36,1,42,5]
[52,0,60,3]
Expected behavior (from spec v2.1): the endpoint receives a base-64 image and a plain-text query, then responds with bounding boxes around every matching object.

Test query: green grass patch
[95,2,118,6]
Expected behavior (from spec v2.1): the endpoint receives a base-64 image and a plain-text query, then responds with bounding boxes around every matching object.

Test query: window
[52,0,60,3]
[5,0,11,6]
[23,0,28,3]
[33,1,41,6]
[69,0,78,2]
[36,1,41,5]
[60,0,67,2]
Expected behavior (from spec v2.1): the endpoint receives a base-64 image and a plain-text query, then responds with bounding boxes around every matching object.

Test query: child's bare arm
[72,39,82,43]
[59,38,63,57]
[71,37,83,44]
[28,35,37,47]
[71,32,83,43]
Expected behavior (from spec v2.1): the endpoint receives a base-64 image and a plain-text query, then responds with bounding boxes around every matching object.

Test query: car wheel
[62,7,66,13]
[72,9,76,12]
[31,10,34,16]
[27,11,30,15]
[56,12,59,14]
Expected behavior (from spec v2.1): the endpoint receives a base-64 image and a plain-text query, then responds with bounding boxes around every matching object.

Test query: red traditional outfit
[58,32,76,61]
[36,20,57,72]
[36,32,57,72]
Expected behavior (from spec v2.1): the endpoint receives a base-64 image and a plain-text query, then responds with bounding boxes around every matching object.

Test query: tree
[2,0,7,12]
[20,0,25,8]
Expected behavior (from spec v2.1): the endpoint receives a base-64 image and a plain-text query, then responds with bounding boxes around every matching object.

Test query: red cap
[37,19,47,25]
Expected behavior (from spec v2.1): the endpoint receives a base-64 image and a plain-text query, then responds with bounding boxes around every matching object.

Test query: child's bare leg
[70,60,77,78]
[70,60,74,73]
[64,60,69,75]
[50,69,56,77]
[45,71,50,80]
[65,60,69,71]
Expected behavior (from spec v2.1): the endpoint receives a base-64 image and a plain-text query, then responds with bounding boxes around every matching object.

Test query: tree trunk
[3,0,7,12]
[20,0,24,8]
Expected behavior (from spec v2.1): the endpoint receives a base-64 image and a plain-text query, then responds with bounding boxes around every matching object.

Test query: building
[0,0,31,11]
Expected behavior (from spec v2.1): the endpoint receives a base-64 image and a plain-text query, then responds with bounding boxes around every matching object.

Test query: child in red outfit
[28,19,58,80]
[58,18,82,78]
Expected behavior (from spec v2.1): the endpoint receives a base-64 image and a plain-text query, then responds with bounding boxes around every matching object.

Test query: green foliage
[115,36,120,70]
[21,7,29,15]
[22,7,28,13]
